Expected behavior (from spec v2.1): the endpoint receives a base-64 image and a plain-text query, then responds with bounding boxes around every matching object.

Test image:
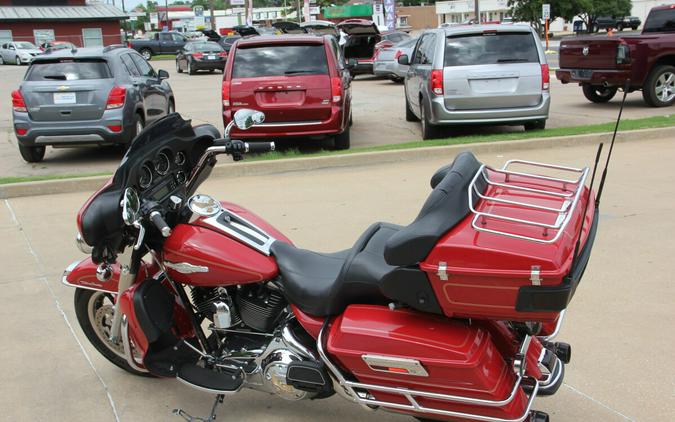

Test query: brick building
[0,0,127,47]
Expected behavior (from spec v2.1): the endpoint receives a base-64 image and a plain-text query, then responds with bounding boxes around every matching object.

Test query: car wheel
[617,24,624,31]
[15,55,21,65]
[524,119,546,131]
[168,99,175,115]
[176,60,182,73]
[420,101,440,140]
[130,113,144,143]
[405,94,419,122]
[140,49,152,61]
[188,60,195,75]
[642,65,675,107]
[18,144,46,163]
[582,84,618,103]
[391,76,404,84]
[0,55,4,65]
[333,127,350,150]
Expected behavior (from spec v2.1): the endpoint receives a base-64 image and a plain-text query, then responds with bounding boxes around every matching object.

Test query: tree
[508,0,581,36]
[576,0,632,32]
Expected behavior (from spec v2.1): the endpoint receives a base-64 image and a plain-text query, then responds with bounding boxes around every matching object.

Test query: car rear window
[444,32,539,67]
[25,59,112,81]
[643,8,675,33]
[233,44,328,78]
[192,42,224,52]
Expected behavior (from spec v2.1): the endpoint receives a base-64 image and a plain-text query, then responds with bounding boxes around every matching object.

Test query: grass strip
[0,172,111,185]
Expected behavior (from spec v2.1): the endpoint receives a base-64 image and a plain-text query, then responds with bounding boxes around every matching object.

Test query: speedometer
[154,152,171,175]
[139,164,153,189]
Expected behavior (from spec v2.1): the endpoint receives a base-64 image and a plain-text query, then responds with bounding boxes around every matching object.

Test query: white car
[0,41,42,65]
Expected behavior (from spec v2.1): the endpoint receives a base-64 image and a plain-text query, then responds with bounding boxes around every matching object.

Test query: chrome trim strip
[35,134,104,144]
[201,207,276,256]
[362,355,429,377]
[256,120,322,127]
[317,324,536,419]
[540,310,566,341]
[121,315,149,373]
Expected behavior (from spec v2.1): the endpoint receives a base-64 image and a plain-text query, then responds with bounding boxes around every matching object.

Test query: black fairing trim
[133,278,175,343]
[384,151,485,267]
[380,267,443,315]
[515,208,599,312]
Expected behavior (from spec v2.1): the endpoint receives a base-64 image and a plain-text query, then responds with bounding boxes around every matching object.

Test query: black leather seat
[271,152,484,317]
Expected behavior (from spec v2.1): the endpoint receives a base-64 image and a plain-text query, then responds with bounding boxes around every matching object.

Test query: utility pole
[474,0,480,23]
[209,0,215,30]
[164,0,169,30]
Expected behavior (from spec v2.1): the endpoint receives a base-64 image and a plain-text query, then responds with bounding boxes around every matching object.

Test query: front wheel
[582,84,618,103]
[642,65,675,107]
[524,119,546,131]
[74,289,150,376]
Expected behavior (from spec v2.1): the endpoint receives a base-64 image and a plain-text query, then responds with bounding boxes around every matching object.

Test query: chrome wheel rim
[87,291,125,357]
[142,50,151,60]
[16,56,20,65]
[655,72,675,103]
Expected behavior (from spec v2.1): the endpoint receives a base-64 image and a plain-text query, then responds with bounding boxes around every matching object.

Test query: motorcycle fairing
[62,256,158,294]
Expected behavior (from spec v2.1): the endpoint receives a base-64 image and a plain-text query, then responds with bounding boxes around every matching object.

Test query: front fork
[109,247,141,343]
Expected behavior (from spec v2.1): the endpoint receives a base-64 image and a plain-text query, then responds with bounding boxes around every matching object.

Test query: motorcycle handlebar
[245,141,275,154]
[212,139,275,155]
[149,211,171,238]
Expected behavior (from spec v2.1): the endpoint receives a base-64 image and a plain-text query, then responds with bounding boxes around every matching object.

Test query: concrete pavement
[1,136,673,421]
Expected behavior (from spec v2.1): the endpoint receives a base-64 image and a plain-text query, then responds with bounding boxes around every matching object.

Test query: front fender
[62,256,158,294]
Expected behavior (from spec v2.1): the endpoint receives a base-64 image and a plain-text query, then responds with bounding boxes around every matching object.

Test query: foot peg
[176,363,244,394]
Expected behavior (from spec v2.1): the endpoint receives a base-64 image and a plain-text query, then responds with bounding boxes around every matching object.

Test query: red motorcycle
[63,109,599,422]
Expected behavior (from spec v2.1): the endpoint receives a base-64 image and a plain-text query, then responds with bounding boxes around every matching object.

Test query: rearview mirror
[158,69,169,80]
[397,54,409,66]
[121,188,140,226]
[233,109,265,130]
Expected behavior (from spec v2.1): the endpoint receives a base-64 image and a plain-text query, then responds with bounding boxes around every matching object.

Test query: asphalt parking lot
[2,136,673,421]
[1,57,672,179]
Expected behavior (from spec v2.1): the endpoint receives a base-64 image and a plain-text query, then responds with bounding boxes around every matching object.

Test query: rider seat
[271,152,484,317]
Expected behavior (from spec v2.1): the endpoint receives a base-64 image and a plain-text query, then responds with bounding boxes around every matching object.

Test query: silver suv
[399,25,550,139]
[12,46,175,162]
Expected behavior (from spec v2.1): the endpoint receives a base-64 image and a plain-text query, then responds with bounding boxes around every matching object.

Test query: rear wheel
[188,60,195,75]
[140,48,152,61]
[582,84,618,103]
[130,112,144,143]
[74,289,151,377]
[0,55,4,65]
[176,60,183,73]
[18,144,45,163]
[405,94,419,122]
[524,119,546,131]
[334,127,351,150]
[642,65,675,107]
[420,101,440,140]
[15,55,21,65]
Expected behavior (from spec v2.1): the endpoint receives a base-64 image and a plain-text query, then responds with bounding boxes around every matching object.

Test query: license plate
[207,55,216,60]
[571,69,593,80]
[53,92,76,104]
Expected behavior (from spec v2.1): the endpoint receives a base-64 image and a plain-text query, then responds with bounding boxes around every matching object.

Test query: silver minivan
[399,25,550,139]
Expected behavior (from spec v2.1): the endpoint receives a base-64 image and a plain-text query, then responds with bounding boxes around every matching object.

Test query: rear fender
[62,256,159,294]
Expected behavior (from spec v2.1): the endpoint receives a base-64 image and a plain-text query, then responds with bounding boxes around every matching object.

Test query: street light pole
[474,0,480,23]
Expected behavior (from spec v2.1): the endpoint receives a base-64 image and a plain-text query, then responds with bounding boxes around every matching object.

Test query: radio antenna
[596,79,630,207]
[571,142,602,267]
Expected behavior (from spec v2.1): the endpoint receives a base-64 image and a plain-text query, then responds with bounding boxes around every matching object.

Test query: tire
[582,84,618,103]
[420,100,440,140]
[74,289,151,377]
[524,119,547,131]
[168,99,175,115]
[140,48,152,61]
[130,112,144,144]
[176,60,182,73]
[617,24,624,31]
[188,60,195,75]
[18,144,45,163]
[405,94,419,122]
[0,55,4,65]
[391,76,404,83]
[333,127,350,150]
[642,65,675,107]
[15,55,21,65]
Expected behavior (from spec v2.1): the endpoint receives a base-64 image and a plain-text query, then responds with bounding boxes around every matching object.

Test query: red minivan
[221,35,353,149]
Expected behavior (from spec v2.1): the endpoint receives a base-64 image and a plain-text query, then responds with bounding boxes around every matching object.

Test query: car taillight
[331,77,342,103]
[218,52,227,58]
[15,127,28,136]
[126,42,131,48]
[430,69,443,96]
[105,86,126,110]
[11,90,27,112]
[192,53,203,59]
[107,125,122,133]
[616,43,630,64]
[222,80,231,107]
[394,50,403,60]
[541,64,550,90]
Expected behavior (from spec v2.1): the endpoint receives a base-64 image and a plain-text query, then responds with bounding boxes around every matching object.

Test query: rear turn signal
[430,69,443,96]
[222,80,230,107]
[11,90,27,112]
[331,77,342,103]
[192,53,203,59]
[15,127,28,136]
[218,52,227,58]
[106,86,126,110]
[541,64,550,90]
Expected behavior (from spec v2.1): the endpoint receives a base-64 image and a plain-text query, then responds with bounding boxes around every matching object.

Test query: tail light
[394,50,403,60]
[331,77,342,103]
[430,69,443,96]
[541,64,550,90]
[126,42,131,48]
[192,53,203,59]
[107,125,122,133]
[105,86,126,110]
[11,90,27,112]
[15,127,28,136]
[222,80,231,107]
[218,52,227,58]
[616,43,630,64]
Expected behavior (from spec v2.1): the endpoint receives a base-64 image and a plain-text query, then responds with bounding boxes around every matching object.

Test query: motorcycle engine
[261,349,307,401]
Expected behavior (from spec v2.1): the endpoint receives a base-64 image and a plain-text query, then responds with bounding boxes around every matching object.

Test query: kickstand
[173,395,224,422]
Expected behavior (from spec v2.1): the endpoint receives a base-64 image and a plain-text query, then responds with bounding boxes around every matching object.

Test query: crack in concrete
[563,383,635,421]
[4,199,120,422]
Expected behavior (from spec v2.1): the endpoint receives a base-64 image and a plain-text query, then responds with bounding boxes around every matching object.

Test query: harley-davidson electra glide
[63,109,600,422]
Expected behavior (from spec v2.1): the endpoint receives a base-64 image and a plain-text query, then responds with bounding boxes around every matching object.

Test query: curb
[0,126,670,200]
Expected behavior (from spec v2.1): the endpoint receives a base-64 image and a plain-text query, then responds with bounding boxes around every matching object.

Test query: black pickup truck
[128,32,188,60]
[592,16,642,32]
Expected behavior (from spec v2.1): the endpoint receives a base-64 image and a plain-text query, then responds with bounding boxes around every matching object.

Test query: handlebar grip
[244,141,275,154]
[149,211,171,238]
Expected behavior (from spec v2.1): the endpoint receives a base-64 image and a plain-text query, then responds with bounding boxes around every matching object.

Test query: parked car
[0,41,41,65]
[40,41,77,54]
[374,37,418,82]
[128,32,188,60]
[400,25,550,139]
[618,16,642,30]
[272,21,307,34]
[176,41,227,74]
[222,34,353,149]
[12,46,175,163]
[300,20,339,38]
[219,35,241,53]
[557,5,675,107]
[339,20,411,76]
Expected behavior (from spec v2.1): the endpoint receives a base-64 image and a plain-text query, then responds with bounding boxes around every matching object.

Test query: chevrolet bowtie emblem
[57,85,69,91]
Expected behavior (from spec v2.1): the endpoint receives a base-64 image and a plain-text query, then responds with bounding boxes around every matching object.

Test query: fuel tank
[162,200,292,287]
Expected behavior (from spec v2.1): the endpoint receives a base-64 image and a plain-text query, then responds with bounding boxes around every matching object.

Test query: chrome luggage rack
[468,160,589,244]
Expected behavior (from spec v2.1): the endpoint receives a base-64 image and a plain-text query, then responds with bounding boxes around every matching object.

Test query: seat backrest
[383,151,484,266]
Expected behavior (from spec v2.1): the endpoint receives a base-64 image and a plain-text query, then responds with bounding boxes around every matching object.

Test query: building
[0,0,127,47]
[435,0,510,25]
[397,5,437,32]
